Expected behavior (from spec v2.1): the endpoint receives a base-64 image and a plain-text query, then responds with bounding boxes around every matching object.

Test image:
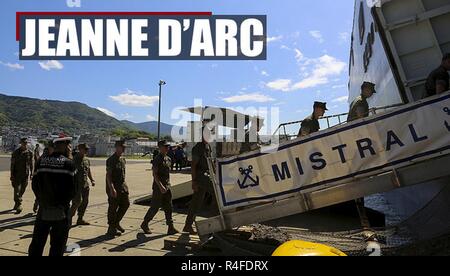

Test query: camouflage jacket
[11,148,33,180]
[347,95,369,122]
[74,154,91,189]
[298,114,320,137]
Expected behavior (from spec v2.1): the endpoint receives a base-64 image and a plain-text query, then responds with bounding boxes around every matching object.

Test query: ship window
[358,2,365,45]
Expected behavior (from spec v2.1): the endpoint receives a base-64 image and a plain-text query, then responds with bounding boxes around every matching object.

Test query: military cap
[361,81,376,92]
[313,101,328,111]
[78,143,90,150]
[114,140,126,147]
[158,140,171,147]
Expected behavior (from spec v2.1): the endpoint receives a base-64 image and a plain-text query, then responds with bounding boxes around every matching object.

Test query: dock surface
[0,155,206,256]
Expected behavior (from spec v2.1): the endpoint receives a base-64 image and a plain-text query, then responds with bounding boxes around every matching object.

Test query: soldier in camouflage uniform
[106,140,130,237]
[347,81,376,122]
[34,144,41,164]
[424,53,450,98]
[297,102,328,138]
[141,140,179,235]
[347,82,377,231]
[70,143,95,226]
[183,132,216,235]
[10,138,33,214]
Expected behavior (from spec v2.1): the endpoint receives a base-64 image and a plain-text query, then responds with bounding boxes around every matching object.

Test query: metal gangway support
[197,154,450,235]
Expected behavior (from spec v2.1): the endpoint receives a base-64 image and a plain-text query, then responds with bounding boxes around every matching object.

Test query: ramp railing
[273,103,404,141]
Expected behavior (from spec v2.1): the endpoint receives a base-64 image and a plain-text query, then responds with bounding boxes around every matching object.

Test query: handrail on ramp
[273,103,405,141]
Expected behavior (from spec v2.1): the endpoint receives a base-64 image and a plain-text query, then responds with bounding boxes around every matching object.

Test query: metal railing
[274,103,404,141]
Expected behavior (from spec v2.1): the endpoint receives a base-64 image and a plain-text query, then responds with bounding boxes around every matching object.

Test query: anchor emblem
[444,107,450,115]
[237,165,260,189]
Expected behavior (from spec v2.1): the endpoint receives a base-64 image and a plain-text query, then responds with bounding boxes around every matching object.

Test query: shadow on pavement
[0,213,35,232]
[0,210,15,216]
[72,234,113,249]
[108,232,166,253]
[19,233,33,240]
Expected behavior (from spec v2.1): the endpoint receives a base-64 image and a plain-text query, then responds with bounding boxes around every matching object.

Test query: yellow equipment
[272,240,347,256]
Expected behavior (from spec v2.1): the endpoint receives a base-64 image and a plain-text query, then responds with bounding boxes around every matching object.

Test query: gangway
[198,154,450,235]
[196,92,450,236]
[195,0,450,237]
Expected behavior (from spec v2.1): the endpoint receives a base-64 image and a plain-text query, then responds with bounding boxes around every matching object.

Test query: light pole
[157,80,166,142]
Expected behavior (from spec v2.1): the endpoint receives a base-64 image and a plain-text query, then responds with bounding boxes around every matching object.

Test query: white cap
[53,133,73,143]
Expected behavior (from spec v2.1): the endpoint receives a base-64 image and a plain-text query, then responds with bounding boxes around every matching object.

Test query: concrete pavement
[0,156,209,256]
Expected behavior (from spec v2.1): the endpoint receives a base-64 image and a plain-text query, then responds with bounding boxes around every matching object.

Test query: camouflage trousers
[185,175,217,227]
[143,187,173,225]
[12,179,28,206]
[107,192,130,227]
[70,186,90,219]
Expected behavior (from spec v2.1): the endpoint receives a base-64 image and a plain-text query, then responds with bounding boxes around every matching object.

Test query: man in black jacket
[28,135,77,256]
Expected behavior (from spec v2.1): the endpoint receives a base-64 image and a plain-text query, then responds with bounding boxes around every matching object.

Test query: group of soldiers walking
[296,81,377,139]
[10,133,214,256]
[297,52,450,139]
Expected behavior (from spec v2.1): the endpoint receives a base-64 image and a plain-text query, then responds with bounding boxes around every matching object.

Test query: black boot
[107,226,121,237]
[167,224,179,235]
[77,217,90,226]
[182,225,197,235]
[15,205,23,214]
[140,222,152,235]
[116,224,125,233]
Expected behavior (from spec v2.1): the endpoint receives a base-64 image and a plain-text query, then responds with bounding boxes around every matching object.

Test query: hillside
[0,94,146,136]
[122,120,181,137]
[0,93,131,134]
